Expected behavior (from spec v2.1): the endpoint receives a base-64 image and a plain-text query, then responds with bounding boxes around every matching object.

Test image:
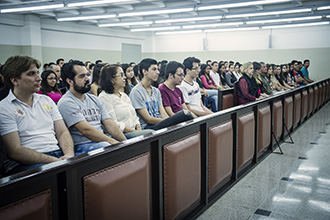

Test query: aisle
[197,102,330,220]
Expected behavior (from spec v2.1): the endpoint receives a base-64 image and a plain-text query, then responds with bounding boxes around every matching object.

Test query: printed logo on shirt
[145,101,161,118]
[14,107,26,118]
[187,87,200,96]
[82,107,101,122]
[42,104,53,111]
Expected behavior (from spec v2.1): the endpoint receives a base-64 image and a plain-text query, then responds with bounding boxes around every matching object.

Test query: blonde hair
[242,62,252,74]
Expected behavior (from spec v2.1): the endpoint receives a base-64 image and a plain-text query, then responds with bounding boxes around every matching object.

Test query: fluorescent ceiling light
[99,21,153,27]
[155,15,223,24]
[57,14,116,21]
[67,0,132,7]
[118,7,193,17]
[205,27,259,32]
[155,30,203,35]
[317,6,330,10]
[183,22,243,29]
[327,15,330,18]
[1,3,64,13]
[131,26,181,32]
[226,8,312,18]
[246,16,322,24]
[263,21,330,29]
[198,0,290,11]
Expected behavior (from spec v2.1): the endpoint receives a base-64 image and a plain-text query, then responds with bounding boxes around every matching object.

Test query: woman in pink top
[200,64,221,90]
[37,70,62,103]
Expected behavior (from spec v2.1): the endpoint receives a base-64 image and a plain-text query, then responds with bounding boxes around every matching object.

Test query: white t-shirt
[179,80,204,112]
[99,91,140,131]
[210,70,220,87]
[0,90,62,153]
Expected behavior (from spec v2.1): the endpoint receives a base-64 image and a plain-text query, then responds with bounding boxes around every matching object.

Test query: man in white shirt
[180,57,213,116]
[0,55,74,174]
[210,61,220,87]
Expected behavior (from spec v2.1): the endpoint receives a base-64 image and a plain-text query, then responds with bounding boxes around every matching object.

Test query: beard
[73,80,91,93]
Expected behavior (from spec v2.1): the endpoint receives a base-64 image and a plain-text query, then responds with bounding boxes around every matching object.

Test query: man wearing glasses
[58,60,126,152]
[129,58,194,131]
[158,61,196,118]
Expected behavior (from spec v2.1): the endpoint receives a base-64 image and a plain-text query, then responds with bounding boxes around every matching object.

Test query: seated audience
[58,60,126,150]
[281,64,296,87]
[122,63,139,95]
[291,60,308,86]
[98,64,153,139]
[158,61,195,117]
[129,58,194,130]
[200,64,220,111]
[180,57,213,116]
[300,59,314,83]
[37,70,62,104]
[196,64,217,112]
[210,61,223,89]
[259,62,273,95]
[274,65,294,90]
[56,58,64,67]
[0,55,74,174]
[49,63,66,94]
[252,62,270,98]
[133,64,141,82]
[233,63,242,80]
[90,63,104,96]
[218,64,230,89]
[225,63,237,87]
[236,62,262,104]
[267,64,284,92]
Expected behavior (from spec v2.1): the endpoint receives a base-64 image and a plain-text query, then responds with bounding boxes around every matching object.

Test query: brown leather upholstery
[208,120,233,193]
[273,101,283,139]
[326,82,329,101]
[237,112,255,169]
[301,90,308,119]
[84,153,150,220]
[308,87,314,115]
[222,94,234,110]
[0,189,51,220]
[314,86,318,111]
[163,133,201,220]
[284,96,293,130]
[294,93,301,126]
[258,106,271,153]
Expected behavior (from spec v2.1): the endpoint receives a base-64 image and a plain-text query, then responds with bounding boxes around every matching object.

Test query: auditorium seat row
[0,79,329,220]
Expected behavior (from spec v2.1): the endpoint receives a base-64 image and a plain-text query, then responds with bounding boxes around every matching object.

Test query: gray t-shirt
[129,84,162,129]
[57,90,111,145]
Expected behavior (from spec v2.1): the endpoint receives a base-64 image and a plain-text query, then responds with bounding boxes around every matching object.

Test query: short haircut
[95,60,103,64]
[298,61,302,65]
[304,59,310,64]
[206,59,212,63]
[183,57,201,74]
[139,58,157,78]
[211,61,218,66]
[2,55,41,89]
[291,60,298,66]
[129,62,136,66]
[61,60,85,88]
[85,61,91,66]
[253,62,261,71]
[165,61,184,79]
[48,63,59,70]
[56,58,64,65]
[100,64,119,94]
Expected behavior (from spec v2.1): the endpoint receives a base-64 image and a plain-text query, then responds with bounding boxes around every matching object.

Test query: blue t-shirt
[300,67,309,80]
[129,84,162,129]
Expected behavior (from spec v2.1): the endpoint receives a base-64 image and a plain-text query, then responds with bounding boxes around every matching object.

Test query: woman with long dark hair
[37,70,62,103]
[98,64,153,139]
[121,63,139,95]
[199,64,219,111]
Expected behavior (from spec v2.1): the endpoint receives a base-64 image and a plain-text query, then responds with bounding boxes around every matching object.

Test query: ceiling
[0,0,329,34]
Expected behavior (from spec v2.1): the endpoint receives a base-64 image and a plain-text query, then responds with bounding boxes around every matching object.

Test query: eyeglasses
[192,65,201,70]
[115,72,125,78]
[176,73,184,77]
[47,77,58,81]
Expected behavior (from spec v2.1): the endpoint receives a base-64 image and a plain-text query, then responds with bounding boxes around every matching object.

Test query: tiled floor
[197,102,330,220]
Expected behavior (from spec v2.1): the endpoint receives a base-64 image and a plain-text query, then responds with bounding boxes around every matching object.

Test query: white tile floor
[198,102,330,220]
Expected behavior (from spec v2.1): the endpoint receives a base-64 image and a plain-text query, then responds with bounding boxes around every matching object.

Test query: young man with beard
[0,56,74,174]
[180,57,213,116]
[58,60,126,152]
